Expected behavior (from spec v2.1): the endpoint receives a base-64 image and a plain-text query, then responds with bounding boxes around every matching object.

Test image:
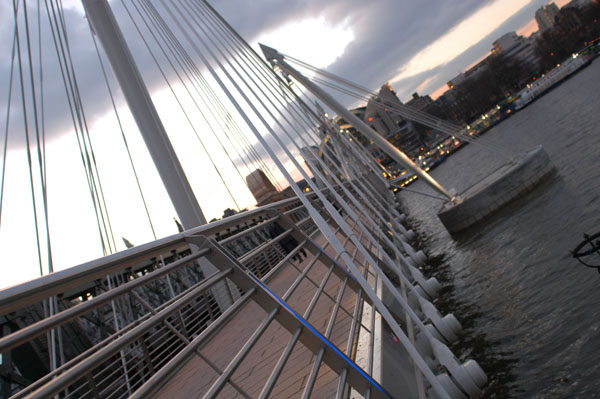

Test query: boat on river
[514,53,591,110]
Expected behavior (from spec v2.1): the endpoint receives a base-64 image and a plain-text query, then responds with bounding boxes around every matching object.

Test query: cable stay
[158,3,465,393]
[14,0,47,278]
[43,0,116,255]
[10,0,64,375]
[128,0,283,195]
[121,0,243,211]
[88,20,158,239]
[280,51,514,158]
[0,27,18,231]
[138,0,283,192]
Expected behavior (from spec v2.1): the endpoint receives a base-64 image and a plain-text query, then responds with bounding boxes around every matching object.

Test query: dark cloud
[1,3,126,147]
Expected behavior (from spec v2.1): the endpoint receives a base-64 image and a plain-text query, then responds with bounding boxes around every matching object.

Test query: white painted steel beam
[82,0,207,229]
[260,44,454,202]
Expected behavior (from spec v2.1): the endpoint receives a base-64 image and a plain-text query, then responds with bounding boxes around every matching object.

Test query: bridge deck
[155,231,371,398]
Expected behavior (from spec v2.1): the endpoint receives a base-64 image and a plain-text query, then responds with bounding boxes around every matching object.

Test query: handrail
[0,198,307,316]
[0,249,209,354]
[0,235,189,315]
[26,268,234,399]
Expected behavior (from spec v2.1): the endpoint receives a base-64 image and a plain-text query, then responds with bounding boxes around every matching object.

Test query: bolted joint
[403,229,417,242]
[431,338,488,398]
[436,373,469,399]
[409,265,441,299]
[418,297,462,344]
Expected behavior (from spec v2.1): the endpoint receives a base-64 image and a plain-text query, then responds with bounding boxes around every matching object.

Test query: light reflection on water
[399,59,600,398]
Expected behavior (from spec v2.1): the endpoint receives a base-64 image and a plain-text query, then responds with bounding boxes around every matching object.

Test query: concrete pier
[438,145,553,234]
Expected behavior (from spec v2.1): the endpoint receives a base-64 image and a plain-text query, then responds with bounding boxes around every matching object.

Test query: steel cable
[195,2,410,262]
[44,0,114,254]
[130,0,257,202]
[195,0,417,253]
[13,0,46,277]
[164,4,450,393]
[135,0,282,193]
[120,0,242,211]
[87,18,158,239]
[0,27,18,231]
[49,0,117,252]
[283,54,512,157]
[138,0,283,192]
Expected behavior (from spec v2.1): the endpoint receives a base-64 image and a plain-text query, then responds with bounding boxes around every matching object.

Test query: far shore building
[245,169,288,206]
[334,84,437,173]
[564,0,597,7]
[446,30,540,95]
[363,84,425,158]
[447,56,491,91]
[405,92,433,111]
[446,73,466,90]
[492,31,540,70]
[535,3,560,32]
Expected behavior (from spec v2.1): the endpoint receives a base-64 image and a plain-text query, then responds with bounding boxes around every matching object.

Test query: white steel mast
[82,0,207,229]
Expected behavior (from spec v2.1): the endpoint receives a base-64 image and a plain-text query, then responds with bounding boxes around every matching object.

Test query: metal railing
[0,187,486,398]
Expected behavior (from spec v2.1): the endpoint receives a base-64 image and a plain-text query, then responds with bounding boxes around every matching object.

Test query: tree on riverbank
[436,2,599,124]
[536,2,600,71]
[437,55,533,122]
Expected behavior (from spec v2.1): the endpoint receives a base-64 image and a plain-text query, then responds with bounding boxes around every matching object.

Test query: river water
[398,59,600,398]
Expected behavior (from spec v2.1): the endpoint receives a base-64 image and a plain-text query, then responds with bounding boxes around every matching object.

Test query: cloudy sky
[215,0,570,101]
[0,0,571,287]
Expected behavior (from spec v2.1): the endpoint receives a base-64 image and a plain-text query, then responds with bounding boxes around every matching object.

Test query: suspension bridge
[0,0,490,397]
